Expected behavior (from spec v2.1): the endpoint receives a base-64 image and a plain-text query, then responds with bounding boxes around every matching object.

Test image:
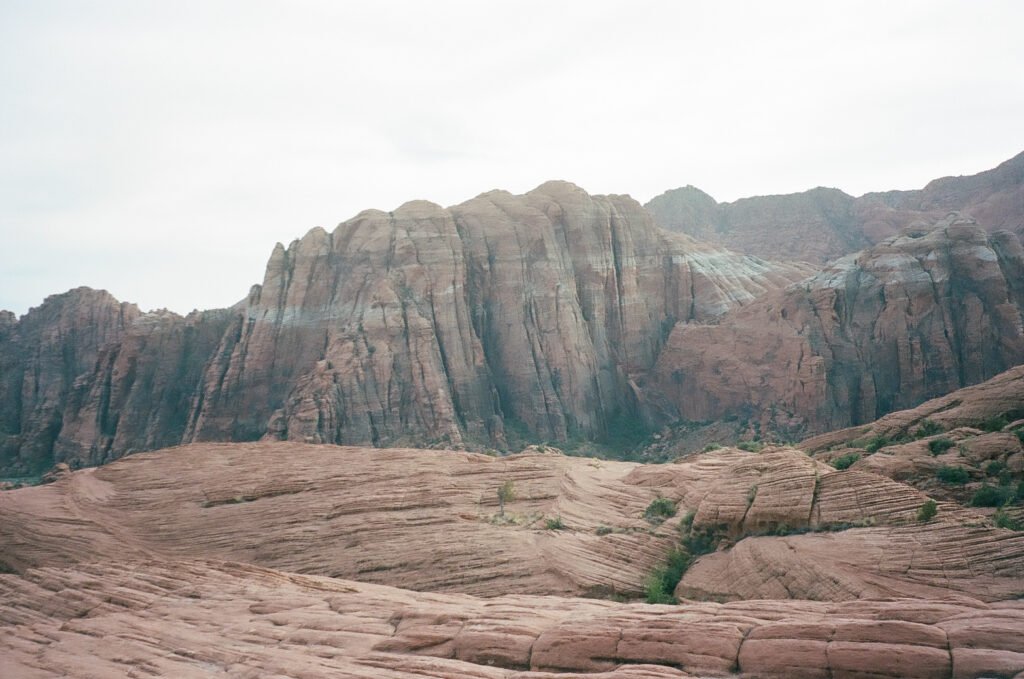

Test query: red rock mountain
[650,213,1024,438]
[0,182,809,474]
[646,149,1024,264]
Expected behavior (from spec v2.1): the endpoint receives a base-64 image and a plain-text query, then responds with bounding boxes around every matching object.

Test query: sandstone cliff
[650,214,1024,437]
[1,182,810,473]
[647,149,1024,264]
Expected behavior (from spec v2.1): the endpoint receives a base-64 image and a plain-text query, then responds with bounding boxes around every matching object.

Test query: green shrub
[644,497,677,522]
[916,500,938,522]
[994,509,1022,530]
[645,548,692,604]
[970,484,1014,507]
[1015,428,1024,443]
[702,443,721,453]
[982,415,1009,433]
[678,509,696,533]
[596,525,613,536]
[544,516,564,530]
[936,466,970,485]
[865,434,890,453]
[737,441,763,452]
[681,526,722,557]
[928,437,956,455]
[831,452,860,470]
[915,420,944,438]
[985,460,1006,476]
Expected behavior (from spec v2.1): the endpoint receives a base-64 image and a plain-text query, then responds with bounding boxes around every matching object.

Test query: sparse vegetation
[497,479,515,517]
[916,500,938,522]
[1015,428,1024,444]
[644,548,692,604]
[737,441,763,452]
[994,509,1022,531]
[915,420,944,438]
[544,516,564,530]
[936,465,970,485]
[970,484,1014,507]
[982,415,1009,433]
[746,484,758,507]
[702,443,721,452]
[596,525,613,536]
[865,434,890,453]
[644,496,677,522]
[831,452,860,470]
[928,437,956,455]
[985,460,1006,477]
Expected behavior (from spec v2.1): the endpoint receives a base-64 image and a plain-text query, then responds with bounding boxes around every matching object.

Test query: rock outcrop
[650,214,1024,437]
[1,441,1023,678]
[0,183,810,474]
[0,288,141,474]
[3,559,1023,679]
[647,149,1024,264]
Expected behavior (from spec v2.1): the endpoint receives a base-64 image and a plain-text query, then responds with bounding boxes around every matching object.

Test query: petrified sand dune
[2,558,1023,679]
[3,442,1022,606]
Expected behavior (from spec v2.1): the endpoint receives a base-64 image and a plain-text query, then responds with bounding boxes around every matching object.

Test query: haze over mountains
[2,152,1024,476]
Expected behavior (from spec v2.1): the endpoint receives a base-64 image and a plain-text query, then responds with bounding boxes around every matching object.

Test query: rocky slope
[0,182,810,474]
[646,149,1024,264]
[3,559,1023,679]
[649,214,1024,438]
[1,440,1023,678]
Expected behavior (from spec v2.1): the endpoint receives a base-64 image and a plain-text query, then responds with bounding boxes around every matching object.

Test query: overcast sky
[2,1,1023,316]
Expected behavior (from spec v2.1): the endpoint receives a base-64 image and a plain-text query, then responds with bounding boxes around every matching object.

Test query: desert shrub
[915,420,944,438]
[928,437,956,455]
[916,499,938,522]
[985,460,1006,476]
[970,484,1014,507]
[645,548,692,604]
[681,525,721,557]
[702,443,721,452]
[544,516,564,530]
[994,509,1022,530]
[936,465,970,485]
[678,509,696,533]
[497,479,516,516]
[737,441,763,452]
[982,415,1009,433]
[644,497,677,522]
[865,435,890,453]
[1015,428,1024,443]
[596,525,613,536]
[831,452,860,470]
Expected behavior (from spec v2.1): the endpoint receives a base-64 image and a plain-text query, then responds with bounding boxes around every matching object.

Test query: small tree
[916,500,938,522]
[497,479,515,517]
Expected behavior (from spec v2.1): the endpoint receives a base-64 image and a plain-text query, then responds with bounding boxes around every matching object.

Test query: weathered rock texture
[0,183,810,474]
[651,214,1024,437]
[0,288,142,474]
[647,148,1024,264]
[1,441,1023,678]
[3,442,1022,604]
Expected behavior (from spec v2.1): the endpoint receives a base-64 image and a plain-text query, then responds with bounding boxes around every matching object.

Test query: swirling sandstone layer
[0,183,809,474]
[651,214,1024,437]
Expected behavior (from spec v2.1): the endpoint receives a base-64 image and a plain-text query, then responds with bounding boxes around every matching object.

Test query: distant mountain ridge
[646,150,1024,264]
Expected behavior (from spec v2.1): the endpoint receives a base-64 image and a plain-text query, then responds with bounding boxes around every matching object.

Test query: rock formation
[650,214,1024,437]
[647,149,1024,264]
[1,440,1023,678]
[0,183,810,474]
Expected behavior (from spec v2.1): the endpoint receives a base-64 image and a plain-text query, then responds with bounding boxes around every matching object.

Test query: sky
[2,1,1023,317]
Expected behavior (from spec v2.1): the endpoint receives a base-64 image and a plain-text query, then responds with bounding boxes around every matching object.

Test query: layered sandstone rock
[650,214,1024,437]
[3,558,1022,679]
[0,288,141,474]
[3,442,1021,605]
[647,148,1024,264]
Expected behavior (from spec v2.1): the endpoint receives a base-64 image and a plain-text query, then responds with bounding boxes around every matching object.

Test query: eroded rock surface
[2,558,1023,679]
[651,214,1024,437]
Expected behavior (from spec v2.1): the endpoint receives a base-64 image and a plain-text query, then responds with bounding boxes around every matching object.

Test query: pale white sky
[2,0,1023,316]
